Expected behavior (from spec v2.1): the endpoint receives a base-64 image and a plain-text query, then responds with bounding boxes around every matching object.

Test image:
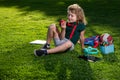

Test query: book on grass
[78,55,101,62]
[30,40,46,44]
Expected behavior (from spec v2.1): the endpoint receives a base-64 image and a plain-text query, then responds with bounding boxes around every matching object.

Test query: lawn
[0,0,120,80]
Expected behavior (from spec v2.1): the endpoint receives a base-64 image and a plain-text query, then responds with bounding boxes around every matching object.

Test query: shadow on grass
[0,0,120,27]
[1,0,120,36]
[0,0,120,37]
[42,50,94,80]
[101,53,118,63]
[100,52,120,80]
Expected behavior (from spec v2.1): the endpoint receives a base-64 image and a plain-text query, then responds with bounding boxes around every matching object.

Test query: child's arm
[60,20,66,39]
[80,30,85,49]
[60,28,66,40]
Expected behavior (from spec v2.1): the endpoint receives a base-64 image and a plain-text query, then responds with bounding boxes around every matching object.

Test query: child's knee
[65,41,72,48]
[49,24,56,30]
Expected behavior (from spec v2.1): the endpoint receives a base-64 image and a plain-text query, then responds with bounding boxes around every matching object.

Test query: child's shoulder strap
[69,24,77,39]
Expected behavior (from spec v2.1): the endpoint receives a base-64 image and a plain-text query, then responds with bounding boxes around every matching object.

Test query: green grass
[0,0,120,80]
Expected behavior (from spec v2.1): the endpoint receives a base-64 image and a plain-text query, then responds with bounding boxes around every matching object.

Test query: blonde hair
[67,4,87,25]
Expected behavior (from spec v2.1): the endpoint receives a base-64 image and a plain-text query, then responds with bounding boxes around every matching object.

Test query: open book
[30,40,46,44]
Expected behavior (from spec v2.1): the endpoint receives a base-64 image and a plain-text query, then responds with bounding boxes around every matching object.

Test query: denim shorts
[53,38,74,51]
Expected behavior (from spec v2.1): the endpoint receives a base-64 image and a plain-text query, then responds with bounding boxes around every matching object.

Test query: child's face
[67,11,77,22]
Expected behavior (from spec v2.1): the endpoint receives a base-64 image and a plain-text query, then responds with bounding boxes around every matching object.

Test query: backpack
[84,36,100,48]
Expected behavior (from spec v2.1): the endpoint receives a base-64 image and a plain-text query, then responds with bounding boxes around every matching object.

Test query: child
[34,4,87,56]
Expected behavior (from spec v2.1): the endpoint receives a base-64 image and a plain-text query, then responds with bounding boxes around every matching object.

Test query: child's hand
[59,20,66,29]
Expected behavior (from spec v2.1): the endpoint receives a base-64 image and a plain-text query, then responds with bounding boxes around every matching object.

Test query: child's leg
[47,40,73,54]
[34,39,73,56]
[46,24,60,44]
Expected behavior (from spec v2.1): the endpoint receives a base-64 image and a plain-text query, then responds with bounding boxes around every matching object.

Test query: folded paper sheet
[30,40,46,44]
